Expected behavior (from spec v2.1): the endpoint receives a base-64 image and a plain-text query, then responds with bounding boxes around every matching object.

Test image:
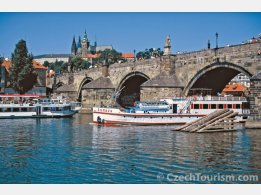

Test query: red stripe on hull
[93,120,187,126]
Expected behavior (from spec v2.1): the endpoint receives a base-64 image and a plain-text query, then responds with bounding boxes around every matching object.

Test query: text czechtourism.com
[157,172,259,183]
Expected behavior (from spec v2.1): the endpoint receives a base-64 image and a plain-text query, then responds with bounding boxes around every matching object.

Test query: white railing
[184,96,247,101]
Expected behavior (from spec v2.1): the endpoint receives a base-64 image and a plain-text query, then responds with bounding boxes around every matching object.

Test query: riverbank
[245,120,261,129]
[79,108,92,114]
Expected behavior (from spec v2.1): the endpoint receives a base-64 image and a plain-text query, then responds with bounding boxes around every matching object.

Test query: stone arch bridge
[51,42,261,117]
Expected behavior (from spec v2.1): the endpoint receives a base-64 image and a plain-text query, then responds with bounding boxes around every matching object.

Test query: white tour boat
[39,97,82,112]
[92,96,250,125]
[0,95,77,119]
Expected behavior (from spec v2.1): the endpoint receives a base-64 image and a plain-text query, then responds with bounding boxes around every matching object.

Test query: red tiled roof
[2,59,47,72]
[33,61,48,70]
[82,54,99,59]
[122,53,134,58]
[222,84,247,93]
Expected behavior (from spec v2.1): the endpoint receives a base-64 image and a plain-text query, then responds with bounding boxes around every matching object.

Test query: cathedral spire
[71,36,77,55]
[84,30,88,41]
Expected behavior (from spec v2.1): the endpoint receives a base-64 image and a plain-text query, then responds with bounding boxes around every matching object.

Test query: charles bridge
[50,40,261,119]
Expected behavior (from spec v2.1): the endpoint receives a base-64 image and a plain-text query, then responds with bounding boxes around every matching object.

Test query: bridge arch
[77,77,93,101]
[117,71,150,107]
[183,62,252,96]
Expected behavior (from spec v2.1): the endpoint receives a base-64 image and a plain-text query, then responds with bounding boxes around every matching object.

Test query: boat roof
[0,94,43,98]
[137,101,168,105]
[129,107,169,112]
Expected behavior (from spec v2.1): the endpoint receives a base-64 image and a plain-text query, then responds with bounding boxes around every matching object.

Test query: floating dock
[173,110,238,133]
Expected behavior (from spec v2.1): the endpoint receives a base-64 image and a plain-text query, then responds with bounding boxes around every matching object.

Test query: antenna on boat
[114,86,126,99]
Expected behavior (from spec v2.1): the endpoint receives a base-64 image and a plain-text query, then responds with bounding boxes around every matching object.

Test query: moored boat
[0,95,76,119]
[92,96,250,125]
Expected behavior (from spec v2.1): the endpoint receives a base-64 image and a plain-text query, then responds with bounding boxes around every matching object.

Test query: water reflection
[0,114,260,183]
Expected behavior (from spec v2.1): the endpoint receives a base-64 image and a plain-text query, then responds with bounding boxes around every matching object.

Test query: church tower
[77,36,82,56]
[81,30,90,55]
[71,36,77,56]
[163,35,171,56]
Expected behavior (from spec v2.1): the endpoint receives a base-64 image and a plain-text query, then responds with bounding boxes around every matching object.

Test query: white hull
[0,103,76,119]
[0,110,76,119]
[93,109,246,125]
[93,107,206,125]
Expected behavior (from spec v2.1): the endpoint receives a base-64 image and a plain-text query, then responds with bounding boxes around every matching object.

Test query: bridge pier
[249,72,261,121]
[81,77,115,112]
[140,71,184,101]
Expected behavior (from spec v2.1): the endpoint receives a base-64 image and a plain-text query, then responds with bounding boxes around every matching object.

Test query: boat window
[218,104,224,109]
[28,108,35,112]
[211,104,216,109]
[227,104,232,109]
[64,106,71,111]
[56,107,63,111]
[13,108,20,112]
[194,104,200,109]
[0,108,2,112]
[5,108,11,112]
[203,104,208,109]
[236,104,241,109]
[43,107,51,111]
[21,108,28,112]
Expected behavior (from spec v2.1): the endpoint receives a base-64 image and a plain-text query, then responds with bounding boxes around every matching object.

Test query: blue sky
[0,13,260,57]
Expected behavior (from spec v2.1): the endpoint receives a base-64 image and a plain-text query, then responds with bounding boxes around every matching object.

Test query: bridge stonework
[53,42,261,116]
[175,43,261,88]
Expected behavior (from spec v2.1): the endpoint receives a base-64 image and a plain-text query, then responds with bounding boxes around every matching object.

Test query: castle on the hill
[71,30,113,56]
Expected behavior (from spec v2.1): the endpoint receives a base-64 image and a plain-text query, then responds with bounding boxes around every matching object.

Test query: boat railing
[242,109,251,115]
[0,101,71,107]
[186,96,247,101]
[0,103,35,106]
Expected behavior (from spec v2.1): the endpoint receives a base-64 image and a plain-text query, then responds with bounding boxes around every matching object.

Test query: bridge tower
[163,35,171,56]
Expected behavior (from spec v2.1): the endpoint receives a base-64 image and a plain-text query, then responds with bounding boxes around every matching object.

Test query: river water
[0,114,260,184]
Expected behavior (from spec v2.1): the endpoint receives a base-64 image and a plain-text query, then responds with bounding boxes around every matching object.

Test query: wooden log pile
[173,110,238,133]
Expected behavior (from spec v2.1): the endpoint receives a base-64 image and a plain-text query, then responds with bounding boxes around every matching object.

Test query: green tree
[9,39,37,94]
[70,56,91,71]
[61,62,69,72]
[136,48,163,60]
[43,60,50,67]
[136,51,144,60]
[97,49,123,65]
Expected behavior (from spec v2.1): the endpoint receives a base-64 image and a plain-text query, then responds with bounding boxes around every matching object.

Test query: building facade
[1,59,48,95]
[229,73,250,88]
[34,54,70,64]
